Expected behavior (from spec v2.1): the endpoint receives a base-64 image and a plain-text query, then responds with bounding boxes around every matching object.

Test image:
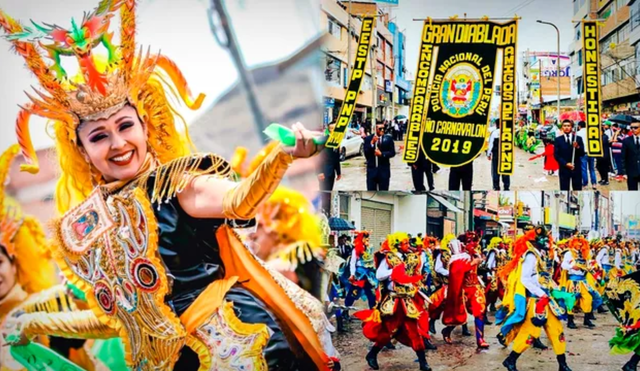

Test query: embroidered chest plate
[55,187,186,369]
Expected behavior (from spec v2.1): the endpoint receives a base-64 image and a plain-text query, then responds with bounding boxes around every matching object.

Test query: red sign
[498,206,513,216]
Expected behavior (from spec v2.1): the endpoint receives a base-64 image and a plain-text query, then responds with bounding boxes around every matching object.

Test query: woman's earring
[84,158,102,187]
[146,140,159,163]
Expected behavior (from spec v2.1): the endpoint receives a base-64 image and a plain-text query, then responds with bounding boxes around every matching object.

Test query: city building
[427,191,464,238]
[522,51,573,123]
[330,191,427,249]
[388,21,412,119]
[322,0,398,125]
[577,190,613,236]
[570,0,637,114]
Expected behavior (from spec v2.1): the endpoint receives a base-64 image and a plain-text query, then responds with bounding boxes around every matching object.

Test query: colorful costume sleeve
[223,145,293,220]
[21,310,118,340]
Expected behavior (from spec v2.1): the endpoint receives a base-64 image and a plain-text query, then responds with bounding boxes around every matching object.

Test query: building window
[600,3,613,20]
[386,66,393,81]
[616,0,626,11]
[632,0,640,30]
[385,41,392,61]
[376,35,382,49]
[575,24,581,41]
[325,55,341,85]
[636,44,640,75]
[376,61,384,85]
[578,49,583,66]
[362,74,373,91]
[574,0,579,14]
[339,194,350,221]
[618,22,630,42]
[328,18,341,39]
[576,76,584,95]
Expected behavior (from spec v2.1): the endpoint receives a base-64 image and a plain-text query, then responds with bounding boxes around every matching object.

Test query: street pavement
[334,307,627,371]
[335,141,629,191]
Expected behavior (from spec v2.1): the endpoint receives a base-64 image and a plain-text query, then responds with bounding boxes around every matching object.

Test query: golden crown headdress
[0,0,204,175]
[0,145,24,257]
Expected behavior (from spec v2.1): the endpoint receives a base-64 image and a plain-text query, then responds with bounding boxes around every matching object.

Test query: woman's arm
[178,123,321,219]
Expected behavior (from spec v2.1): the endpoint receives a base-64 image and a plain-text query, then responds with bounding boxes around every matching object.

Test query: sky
[394,0,574,91]
[0,0,320,150]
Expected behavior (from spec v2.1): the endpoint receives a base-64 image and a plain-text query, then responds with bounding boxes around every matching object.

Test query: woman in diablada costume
[0,2,334,370]
[231,145,341,367]
[0,146,108,371]
[231,143,327,299]
[355,232,432,371]
[496,226,573,371]
[557,236,602,329]
[605,270,640,371]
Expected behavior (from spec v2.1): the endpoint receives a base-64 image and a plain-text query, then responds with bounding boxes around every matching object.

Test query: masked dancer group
[326,225,640,371]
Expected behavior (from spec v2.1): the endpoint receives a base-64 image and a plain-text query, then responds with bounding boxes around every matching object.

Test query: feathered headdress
[569,236,590,260]
[1,1,204,213]
[440,233,455,253]
[0,145,57,293]
[498,228,538,283]
[354,231,370,257]
[488,237,503,250]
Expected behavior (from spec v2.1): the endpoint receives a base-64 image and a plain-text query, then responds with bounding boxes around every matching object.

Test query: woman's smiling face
[77,105,148,182]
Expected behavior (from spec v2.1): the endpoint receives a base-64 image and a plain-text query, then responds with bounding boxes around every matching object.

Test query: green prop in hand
[11,343,86,371]
[263,123,327,147]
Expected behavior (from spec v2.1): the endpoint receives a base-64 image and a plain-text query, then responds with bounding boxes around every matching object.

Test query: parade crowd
[325,227,640,371]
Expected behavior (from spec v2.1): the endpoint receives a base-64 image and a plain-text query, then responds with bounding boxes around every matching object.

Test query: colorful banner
[582,20,604,157]
[327,16,375,148]
[403,20,518,174]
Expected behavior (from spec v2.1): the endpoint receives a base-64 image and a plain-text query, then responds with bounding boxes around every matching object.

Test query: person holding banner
[554,120,585,191]
[620,119,640,190]
[411,149,436,193]
[448,162,474,191]
[487,125,511,191]
[364,123,396,191]
[318,122,342,213]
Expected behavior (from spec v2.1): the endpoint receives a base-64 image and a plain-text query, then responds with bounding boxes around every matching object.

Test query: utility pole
[209,0,268,143]
[513,191,519,238]
[536,20,562,123]
[371,44,377,129]
[347,0,351,88]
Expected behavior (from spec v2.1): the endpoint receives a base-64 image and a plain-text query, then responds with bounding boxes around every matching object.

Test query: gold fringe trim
[135,154,233,206]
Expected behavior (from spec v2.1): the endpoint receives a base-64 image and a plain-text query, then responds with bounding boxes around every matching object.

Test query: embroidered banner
[582,20,603,157]
[404,20,518,175]
[327,16,375,148]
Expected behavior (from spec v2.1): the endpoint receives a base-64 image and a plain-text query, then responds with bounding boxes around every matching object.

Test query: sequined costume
[558,237,602,329]
[344,232,378,310]
[355,233,432,371]
[605,270,640,371]
[0,1,333,370]
[0,146,106,371]
[496,226,573,371]
[484,237,507,312]
[439,232,489,348]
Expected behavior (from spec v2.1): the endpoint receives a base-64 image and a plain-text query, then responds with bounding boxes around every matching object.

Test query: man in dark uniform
[487,125,510,191]
[318,122,341,213]
[364,123,396,190]
[621,119,640,190]
[554,119,584,190]
[448,162,474,190]
[411,148,436,192]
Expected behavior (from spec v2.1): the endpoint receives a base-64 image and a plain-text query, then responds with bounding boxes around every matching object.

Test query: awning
[474,209,497,220]
[328,217,356,231]
[499,221,511,229]
[430,194,463,214]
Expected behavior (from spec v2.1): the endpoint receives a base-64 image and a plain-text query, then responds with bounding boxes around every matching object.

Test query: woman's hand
[284,122,324,159]
[2,316,31,346]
